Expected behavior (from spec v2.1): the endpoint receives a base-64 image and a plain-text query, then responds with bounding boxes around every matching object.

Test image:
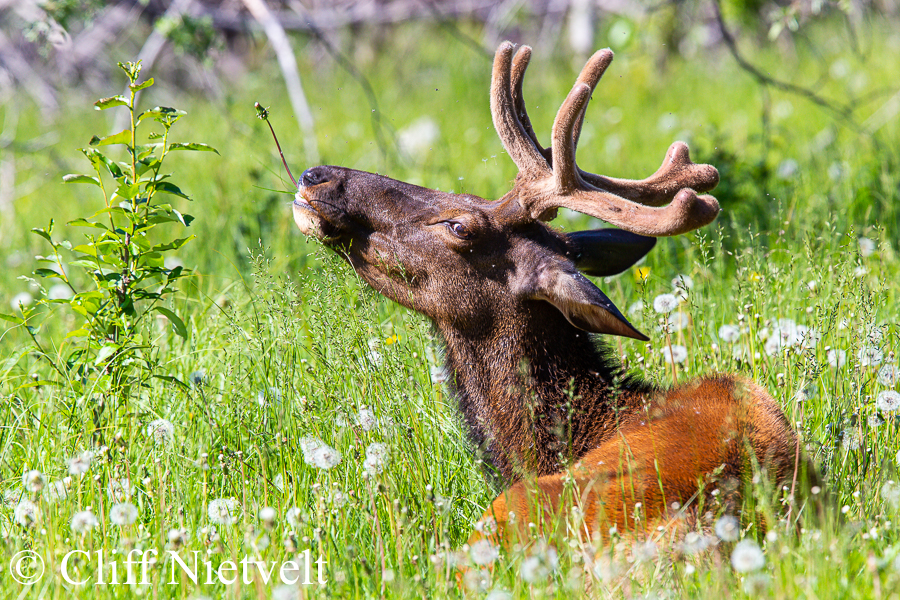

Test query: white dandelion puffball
[299,437,324,465]
[877,365,899,387]
[146,418,175,446]
[22,470,45,493]
[44,479,70,503]
[666,311,689,332]
[715,515,741,541]
[311,445,342,470]
[469,539,499,566]
[71,510,99,534]
[876,391,900,413]
[882,481,900,509]
[188,369,206,387]
[363,443,389,476]
[285,507,304,528]
[430,365,450,385]
[827,349,847,368]
[107,478,132,502]
[110,502,138,526]
[858,236,876,257]
[633,539,658,563]
[858,346,884,367]
[167,527,188,548]
[207,497,241,525]
[520,548,558,582]
[48,283,73,300]
[10,291,33,311]
[662,345,687,365]
[329,489,348,508]
[273,473,285,491]
[67,451,92,476]
[731,539,765,572]
[653,293,679,314]
[627,300,644,315]
[356,408,378,431]
[843,426,862,450]
[14,499,40,527]
[258,506,277,526]
[680,532,711,554]
[672,274,694,291]
[718,324,740,343]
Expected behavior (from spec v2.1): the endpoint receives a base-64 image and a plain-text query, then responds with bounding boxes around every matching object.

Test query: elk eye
[446,221,473,240]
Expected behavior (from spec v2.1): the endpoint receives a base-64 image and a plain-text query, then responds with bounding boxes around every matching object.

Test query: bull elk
[291,42,819,548]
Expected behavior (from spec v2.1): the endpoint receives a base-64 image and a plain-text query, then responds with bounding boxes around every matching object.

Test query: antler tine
[551,83,593,193]
[579,141,720,207]
[571,49,614,148]
[491,42,551,177]
[509,45,549,160]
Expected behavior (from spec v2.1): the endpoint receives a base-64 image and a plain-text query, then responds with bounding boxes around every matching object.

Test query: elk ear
[525,266,649,341]
[566,229,656,277]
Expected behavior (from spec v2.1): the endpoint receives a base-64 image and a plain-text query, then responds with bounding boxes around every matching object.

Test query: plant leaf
[0,313,24,324]
[154,307,188,339]
[168,142,219,154]
[130,78,154,92]
[68,218,109,230]
[94,95,129,110]
[153,181,190,199]
[62,174,101,186]
[90,130,131,147]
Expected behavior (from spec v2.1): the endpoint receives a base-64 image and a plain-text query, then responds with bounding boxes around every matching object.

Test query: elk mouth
[292,182,347,243]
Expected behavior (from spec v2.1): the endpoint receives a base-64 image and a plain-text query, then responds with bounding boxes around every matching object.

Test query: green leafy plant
[3,60,217,431]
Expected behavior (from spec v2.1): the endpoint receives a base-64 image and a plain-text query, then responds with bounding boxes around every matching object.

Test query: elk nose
[300,167,330,187]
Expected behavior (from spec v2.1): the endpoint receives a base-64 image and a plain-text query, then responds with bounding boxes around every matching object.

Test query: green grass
[1,13,900,599]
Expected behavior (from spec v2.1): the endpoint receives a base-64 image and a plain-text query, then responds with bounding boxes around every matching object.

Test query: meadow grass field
[1,13,900,599]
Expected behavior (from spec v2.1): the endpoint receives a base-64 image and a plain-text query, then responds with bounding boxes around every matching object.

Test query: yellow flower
[385,335,401,345]
[634,267,651,282]
[749,272,763,282]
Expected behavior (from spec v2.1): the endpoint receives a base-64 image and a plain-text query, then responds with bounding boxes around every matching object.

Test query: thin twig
[711,0,864,134]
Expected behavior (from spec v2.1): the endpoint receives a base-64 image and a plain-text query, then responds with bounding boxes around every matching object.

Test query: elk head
[293,42,719,344]
[293,43,721,477]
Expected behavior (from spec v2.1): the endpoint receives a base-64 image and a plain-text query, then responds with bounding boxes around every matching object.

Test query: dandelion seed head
[67,451,92,475]
[71,510,99,533]
[10,292,33,311]
[285,507,304,528]
[14,499,40,527]
[107,478,132,502]
[859,346,884,367]
[259,506,277,525]
[146,418,175,446]
[22,470,45,493]
[110,502,138,526]
[470,539,499,566]
[731,539,765,572]
[876,390,900,413]
[662,345,687,365]
[882,481,900,509]
[653,293,679,314]
[718,324,740,343]
[680,532,711,554]
[858,236,876,257]
[207,497,241,525]
[715,515,740,541]
[632,539,658,563]
[827,349,847,368]
[357,408,378,431]
[877,365,899,387]
[188,370,206,387]
[311,445,342,470]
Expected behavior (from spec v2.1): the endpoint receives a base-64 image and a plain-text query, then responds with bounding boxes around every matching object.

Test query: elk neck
[435,298,652,481]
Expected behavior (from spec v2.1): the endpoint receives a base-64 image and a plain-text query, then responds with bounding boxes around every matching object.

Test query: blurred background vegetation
[1,0,897,304]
